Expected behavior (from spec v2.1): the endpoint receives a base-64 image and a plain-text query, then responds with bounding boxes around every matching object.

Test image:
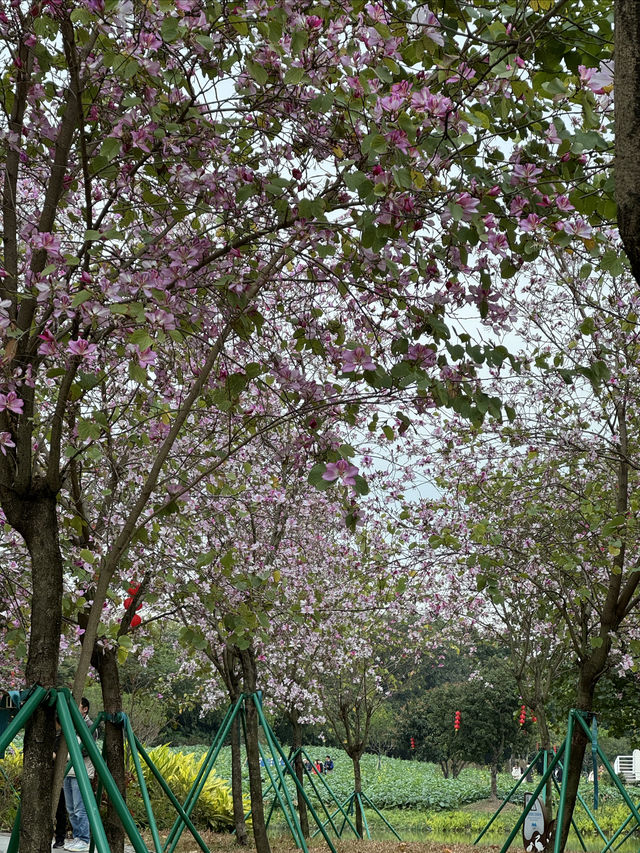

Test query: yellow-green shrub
[0,749,22,830]
[126,744,242,832]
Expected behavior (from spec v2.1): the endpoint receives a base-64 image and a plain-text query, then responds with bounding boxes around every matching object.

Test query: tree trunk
[94,646,126,853]
[238,648,271,853]
[291,712,309,838]
[615,0,640,283]
[352,752,363,837]
[231,710,249,845]
[550,677,597,853]
[490,763,498,799]
[12,491,63,853]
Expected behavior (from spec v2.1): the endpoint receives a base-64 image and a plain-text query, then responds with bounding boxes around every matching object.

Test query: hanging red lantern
[130,614,142,628]
[410,737,415,749]
[454,710,461,731]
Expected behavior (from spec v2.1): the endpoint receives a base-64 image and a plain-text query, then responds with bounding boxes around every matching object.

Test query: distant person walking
[324,755,334,772]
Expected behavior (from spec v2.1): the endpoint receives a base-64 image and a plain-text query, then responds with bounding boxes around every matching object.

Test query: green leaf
[77,419,102,440]
[161,16,180,42]
[246,59,268,85]
[128,329,154,349]
[353,474,369,496]
[99,137,121,161]
[579,316,596,335]
[71,290,94,308]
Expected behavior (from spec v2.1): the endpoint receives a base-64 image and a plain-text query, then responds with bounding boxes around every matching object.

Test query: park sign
[522,794,548,853]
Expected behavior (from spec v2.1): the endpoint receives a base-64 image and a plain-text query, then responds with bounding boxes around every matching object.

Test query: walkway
[0,834,137,852]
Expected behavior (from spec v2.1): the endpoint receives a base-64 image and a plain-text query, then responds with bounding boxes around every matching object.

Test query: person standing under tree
[62,698,96,852]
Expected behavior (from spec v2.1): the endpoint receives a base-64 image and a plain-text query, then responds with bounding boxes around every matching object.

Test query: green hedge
[0,745,239,833]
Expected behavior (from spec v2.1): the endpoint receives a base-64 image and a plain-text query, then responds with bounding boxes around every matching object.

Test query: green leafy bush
[126,744,241,832]
[0,749,21,831]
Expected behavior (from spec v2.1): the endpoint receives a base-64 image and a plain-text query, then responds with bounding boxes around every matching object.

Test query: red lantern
[410,737,415,749]
[124,596,134,609]
[519,704,526,726]
[454,710,461,731]
[130,614,142,628]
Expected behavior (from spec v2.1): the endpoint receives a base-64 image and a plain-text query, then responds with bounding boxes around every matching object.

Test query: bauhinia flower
[0,432,15,454]
[322,460,359,486]
[0,392,23,415]
[340,346,376,373]
[67,338,98,359]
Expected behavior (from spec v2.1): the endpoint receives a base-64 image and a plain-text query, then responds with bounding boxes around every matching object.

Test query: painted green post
[7,803,20,853]
[252,694,338,853]
[61,690,149,853]
[0,685,47,757]
[296,747,356,838]
[164,694,242,853]
[474,749,545,844]
[356,793,370,839]
[124,715,163,853]
[551,770,587,853]
[498,744,565,853]
[131,734,212,853]
[337,794,357,838]
[553,711,576,853]
[571,713,640,846]
[361,791,402,839]
[257,740,305,849]
[252,705,308,852]
[56,692,113,853]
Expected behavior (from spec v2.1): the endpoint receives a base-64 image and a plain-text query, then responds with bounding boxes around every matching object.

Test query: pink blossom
[341,346,376,373]
[0,432,15,455]
[578,62,613,94]
[519,213,545,232]
[455,192,480,221]
[511,163,543,185]
[555,195,574,212]
[0,392,23,415]
[136,347,157,368]
[38,329,58,356]
[407,343,436,368]
[68,338,98,359]
[322,460,359,487]
[561,217,592,238]
[410,5,444,45]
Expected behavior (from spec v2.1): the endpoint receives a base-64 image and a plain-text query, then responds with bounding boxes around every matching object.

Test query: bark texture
[93,646,126,853]
[291,712,309,838]
[239,648,271,853]
[616,0,640,281]
[7,491,63,853]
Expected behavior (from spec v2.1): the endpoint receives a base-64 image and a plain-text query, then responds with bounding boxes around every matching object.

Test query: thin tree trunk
[12,492,63,853]
[551,679,595,852]
[291,712,309,837]
[616,0,640,283]
[352,753,363,837]
[231,710,249,845]
[94,646,126,853]
[490,763,498,799]
[238,647,271,853]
